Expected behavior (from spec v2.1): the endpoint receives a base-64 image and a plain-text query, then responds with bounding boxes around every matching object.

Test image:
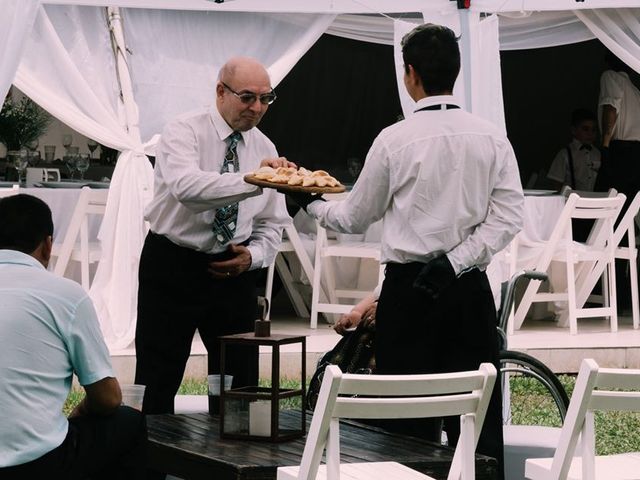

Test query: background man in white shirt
[291,24,523,479]
[597,50,640,212]
[0,194,146,479]
[135,57,293,416]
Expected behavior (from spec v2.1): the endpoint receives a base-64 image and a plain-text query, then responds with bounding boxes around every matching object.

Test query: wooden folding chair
[513,193,626,334]
[277,363,497,480]
[525,358,640,480]
[51,186,108,290]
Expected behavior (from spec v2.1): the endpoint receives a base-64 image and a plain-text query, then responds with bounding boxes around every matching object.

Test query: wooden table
[147,411,498,480]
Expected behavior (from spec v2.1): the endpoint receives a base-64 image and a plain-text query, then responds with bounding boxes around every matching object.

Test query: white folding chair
[264,224,315,321]
[0,184,20,198]
[51,186,108,290]
[309,193,384,328]
[513,193,626,335]
[525,358,640,480]
[564,191,640,331]
[277,363,497,480]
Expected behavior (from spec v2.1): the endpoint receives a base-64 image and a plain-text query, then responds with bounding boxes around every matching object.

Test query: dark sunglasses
[221,81,277,105]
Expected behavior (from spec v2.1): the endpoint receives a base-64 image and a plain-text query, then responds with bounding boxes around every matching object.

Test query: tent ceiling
[43,0,640,13]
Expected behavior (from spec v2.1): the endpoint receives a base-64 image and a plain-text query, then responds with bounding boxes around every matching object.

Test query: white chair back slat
[52,187,108,290]
[526,359,640,480]
[287,363,497,480]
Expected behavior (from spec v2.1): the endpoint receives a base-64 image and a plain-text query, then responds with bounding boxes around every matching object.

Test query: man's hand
[286,191,324,212]
[208,244,252,279]
[413,252,456,302]
[260,157,297,169]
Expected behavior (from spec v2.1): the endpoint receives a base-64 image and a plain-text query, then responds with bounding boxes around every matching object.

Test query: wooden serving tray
[244,174,346,194]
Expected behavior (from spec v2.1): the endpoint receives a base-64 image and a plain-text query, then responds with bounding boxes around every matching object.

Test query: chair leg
[608,257,618,333]
[264,260,276,321]
[80,219,90,291]
[310,253,323,330]
[630,252,640,329]
[567,254,578,335]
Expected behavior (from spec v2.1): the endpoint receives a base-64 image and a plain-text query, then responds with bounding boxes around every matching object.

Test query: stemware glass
[87,139,99,159]
[11,150,29,186]
[76,154,91,180]
[63,153,78,180]
[62,134,73,153]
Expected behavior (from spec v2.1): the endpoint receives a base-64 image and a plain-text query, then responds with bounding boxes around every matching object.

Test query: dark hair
[571,108,596,127]
[0,194,53,254]
[605,50,632,74]
[401,23,460,95]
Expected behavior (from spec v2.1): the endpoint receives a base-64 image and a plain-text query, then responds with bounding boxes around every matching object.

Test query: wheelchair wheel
[500,350,570,427]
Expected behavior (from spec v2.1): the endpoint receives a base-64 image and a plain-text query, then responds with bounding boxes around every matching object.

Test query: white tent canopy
[2,0,640,350]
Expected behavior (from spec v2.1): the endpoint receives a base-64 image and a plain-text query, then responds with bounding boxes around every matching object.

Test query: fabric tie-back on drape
[122,9,336,140]
[0,0,39,102]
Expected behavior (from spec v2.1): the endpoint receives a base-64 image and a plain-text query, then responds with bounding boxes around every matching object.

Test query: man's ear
[39,235,53,268]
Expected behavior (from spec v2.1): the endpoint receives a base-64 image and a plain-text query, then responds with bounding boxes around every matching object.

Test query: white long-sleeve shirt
[145,105,291,269]
[598,70,640,142]
[308,95,524,275]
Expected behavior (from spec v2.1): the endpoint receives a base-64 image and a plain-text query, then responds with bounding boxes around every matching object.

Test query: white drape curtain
[0,0,39,103]
[498,11,594,50]
[393,12,505,132]
[576,8,640,74]
[13,5,155,351]
[16,6,336,350]
[122,10,336,140]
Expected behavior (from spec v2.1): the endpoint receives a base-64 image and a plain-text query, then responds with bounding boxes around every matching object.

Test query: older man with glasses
[135,57,294,425]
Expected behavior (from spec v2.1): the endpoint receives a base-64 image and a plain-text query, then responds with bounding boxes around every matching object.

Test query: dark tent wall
[259,34,402,185]
[261,33,640,189]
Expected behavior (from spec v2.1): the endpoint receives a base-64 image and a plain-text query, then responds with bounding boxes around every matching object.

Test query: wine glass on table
[62,134,72,154]
[63,153,78,180]
[76,154,91,180]
[11,150,29,186]
[87,139,99,160]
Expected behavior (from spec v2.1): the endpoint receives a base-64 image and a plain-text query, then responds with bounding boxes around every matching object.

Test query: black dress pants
[376,263,504,480]
[0,406,147,479]
[135,232,259,415]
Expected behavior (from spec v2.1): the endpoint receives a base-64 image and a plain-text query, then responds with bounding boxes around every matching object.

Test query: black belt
[147,231,250,261]
[415,104,461,112]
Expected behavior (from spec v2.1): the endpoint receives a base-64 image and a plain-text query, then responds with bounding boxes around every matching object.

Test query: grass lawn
[64,374,640,455]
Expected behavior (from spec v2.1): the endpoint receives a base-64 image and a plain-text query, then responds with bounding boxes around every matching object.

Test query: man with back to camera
[135,56,293,416]
[0,193,147,479]
[288,24,523,479]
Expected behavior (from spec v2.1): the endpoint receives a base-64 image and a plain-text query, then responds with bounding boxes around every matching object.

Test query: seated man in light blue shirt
[0,194,147,479]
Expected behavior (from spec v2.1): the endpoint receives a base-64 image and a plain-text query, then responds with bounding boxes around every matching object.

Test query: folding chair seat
[513,192,626,335]
[277,363,497,480]
[51,186,108,291]
[525,358,640,480]
[264,224,315,321]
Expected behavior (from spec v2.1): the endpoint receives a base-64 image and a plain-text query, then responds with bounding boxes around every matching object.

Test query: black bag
[306,322,376,411]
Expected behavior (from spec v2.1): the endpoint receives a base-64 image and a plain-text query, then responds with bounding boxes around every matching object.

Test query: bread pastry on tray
[244,166,345,193]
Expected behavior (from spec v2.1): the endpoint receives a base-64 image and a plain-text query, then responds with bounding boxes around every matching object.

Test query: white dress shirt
[145,106,291,269]
[599,70,640,142]
[308,95,524,275]
[547,138,601,191]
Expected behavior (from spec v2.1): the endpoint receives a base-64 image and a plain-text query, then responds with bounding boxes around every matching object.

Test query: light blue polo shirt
[0,250,114,467]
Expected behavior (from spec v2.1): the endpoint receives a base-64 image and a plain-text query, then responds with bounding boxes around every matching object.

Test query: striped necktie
[212,132,242,244]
